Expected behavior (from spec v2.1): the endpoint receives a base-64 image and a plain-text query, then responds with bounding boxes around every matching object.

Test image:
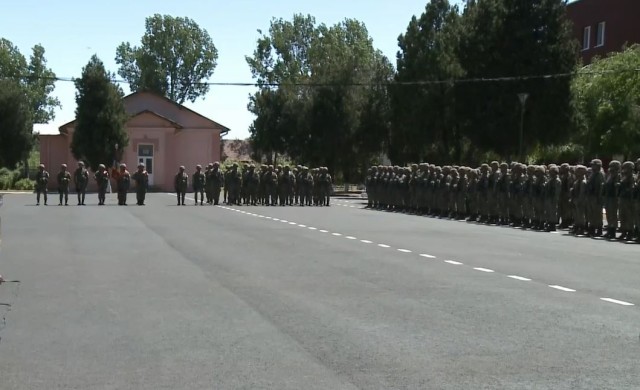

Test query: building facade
[566,0,640,65]
[39,91,230,192]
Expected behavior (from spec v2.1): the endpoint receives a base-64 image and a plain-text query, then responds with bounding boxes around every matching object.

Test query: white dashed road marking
[600,298,634,306]
[507,275,531,281]
[212,202,635,311]
[549,285,576,292]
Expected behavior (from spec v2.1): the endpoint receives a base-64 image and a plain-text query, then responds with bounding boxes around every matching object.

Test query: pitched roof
[129,109,183,129]
[58,90,230,135]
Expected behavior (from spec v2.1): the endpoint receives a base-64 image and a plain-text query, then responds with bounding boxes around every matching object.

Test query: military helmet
[196,164,202,169]
[591,159,602,166]
[138,163,145,168]
[98,164,105,169]
[120,163,127,168]
[39,163,45,168]
[608,160,621,169]
[622,161,635,172]
[500,163,508,170]
[78,161,84,166]
[61,163,67,168]
[550,165,559,174]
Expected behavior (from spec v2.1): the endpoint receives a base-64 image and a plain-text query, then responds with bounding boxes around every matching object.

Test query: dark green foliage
[0,79,33,168]
[246,15,394,181]
[116,14,218,104]
[71,55,129,172]
[455,0,578,160]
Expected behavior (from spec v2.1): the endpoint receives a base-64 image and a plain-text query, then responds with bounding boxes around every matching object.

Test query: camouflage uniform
[94,164,109,205]
[35,164,49,205]
[56,164,72,206]
[544,165,561,231]
[132,163,149,206]
[618,161,635,240]
[603,161,621,238]
[116,164,131,206]
[209,163,224,205]
[73,162,89,205]
[175,166,189,206]
[571,165,588,235]
[586,159,605,236]
[192,165,206,205]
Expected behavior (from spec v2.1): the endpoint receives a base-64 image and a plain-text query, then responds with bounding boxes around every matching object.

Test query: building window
[583,26,591,50]
[596,22,605,47]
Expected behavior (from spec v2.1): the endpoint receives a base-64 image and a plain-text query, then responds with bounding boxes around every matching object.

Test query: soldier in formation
[74,161,89,205]
[175,166,189,206]
[365,159,640,242]
[31,161,335,208]
[56,164,72,206]
[116,163,131,206]
[94,164,110,205]
[192,165,205,205]
[132,163,149,206]
[35,164,49,206]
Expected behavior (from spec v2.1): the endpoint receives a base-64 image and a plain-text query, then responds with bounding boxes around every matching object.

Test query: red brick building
[566,0,640,65]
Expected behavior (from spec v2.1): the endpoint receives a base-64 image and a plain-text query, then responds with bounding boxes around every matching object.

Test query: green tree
[0,39,61,123]
[391,0,463,164]
[71,55,129,171]
[572,45,640,159]
[246,15,393,180]
[456,0,578,160]
[116,14,218,104]
[0,79,33,168]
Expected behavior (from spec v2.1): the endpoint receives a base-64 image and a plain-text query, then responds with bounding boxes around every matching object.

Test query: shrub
[13,178,35,191]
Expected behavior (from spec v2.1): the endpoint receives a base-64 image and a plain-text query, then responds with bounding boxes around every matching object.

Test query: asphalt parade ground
[0,193,639,389]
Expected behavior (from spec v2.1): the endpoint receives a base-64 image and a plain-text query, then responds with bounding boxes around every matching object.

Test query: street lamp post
[518,93,529,163]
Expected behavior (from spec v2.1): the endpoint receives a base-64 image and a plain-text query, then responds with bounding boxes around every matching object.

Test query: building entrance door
[137,144,154,186]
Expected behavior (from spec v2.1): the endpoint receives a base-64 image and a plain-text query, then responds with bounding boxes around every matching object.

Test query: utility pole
[518,93,529,163]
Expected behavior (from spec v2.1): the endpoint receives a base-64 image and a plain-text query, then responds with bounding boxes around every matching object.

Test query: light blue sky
[1,0,460,138]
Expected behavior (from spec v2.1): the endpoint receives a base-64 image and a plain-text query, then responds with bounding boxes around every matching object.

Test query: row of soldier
[188,163,333,207]
[365,159,640,242]
[33,162,334,207]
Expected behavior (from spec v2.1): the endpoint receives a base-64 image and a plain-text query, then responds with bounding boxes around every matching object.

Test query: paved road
[0,193,638,389]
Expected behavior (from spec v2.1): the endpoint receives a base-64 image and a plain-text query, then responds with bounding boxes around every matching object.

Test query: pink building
[39,91,230,192]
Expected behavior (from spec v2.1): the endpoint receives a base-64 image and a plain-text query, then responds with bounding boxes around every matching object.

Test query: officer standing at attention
[132,163,149,206]
[35,163,49,206]
[94,164,110,205]
[57,164,72,206]
[192,165,206,205]
[175,166,189,206]
[74,161,89,205]
[116,163,131,206]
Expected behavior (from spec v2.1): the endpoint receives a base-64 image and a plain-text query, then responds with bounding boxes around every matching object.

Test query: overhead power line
[1,68,639,87]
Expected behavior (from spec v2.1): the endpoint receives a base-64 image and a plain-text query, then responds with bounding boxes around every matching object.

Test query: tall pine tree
[71,55,129,171]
